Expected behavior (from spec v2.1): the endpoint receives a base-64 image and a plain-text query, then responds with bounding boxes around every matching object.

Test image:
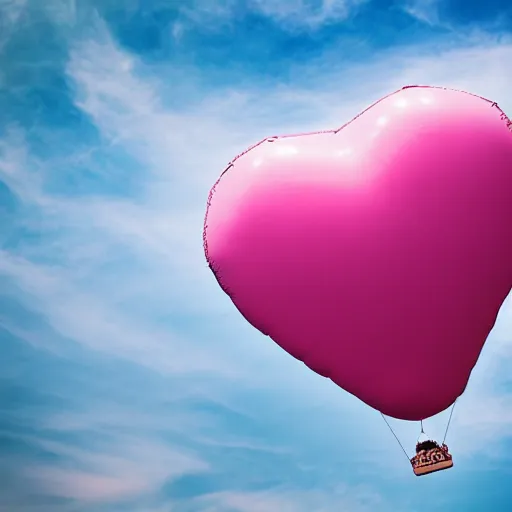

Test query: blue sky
[1,0,512,510]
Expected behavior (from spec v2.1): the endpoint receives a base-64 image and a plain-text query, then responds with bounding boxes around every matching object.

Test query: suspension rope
[416,420,425,443]
[442,399,457,444]
[380,413,411,462]
[380,400,458,465]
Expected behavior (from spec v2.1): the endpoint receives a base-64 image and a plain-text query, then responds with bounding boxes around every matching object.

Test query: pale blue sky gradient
[1,1,512,511]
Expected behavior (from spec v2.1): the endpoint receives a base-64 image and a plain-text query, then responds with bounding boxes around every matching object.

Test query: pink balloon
[203,86,512,421]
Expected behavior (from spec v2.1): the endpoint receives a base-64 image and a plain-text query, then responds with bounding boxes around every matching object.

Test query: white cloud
[402,0,441,26]
[6,434,208,503]
[175,0,367,33]
[194,485,386,512]
[248,0,368,31]
[0,0,27,51]
[0,127,45,204]
[0,249,240,378]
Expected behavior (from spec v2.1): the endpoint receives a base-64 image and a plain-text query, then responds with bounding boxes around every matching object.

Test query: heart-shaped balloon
[204,86,512,421]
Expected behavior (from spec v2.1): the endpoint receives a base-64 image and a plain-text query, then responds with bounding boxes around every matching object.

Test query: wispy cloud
[192,485,386,512]
[25,439,207,501]
[175,0,367,33]
[248,0,368,31]
[0,248,240,378]
[1,432,208,506]
[0,0,27,51]
[402,0,441,26]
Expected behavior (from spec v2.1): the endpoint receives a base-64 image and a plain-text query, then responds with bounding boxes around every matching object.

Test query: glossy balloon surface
[204,86,512,420]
